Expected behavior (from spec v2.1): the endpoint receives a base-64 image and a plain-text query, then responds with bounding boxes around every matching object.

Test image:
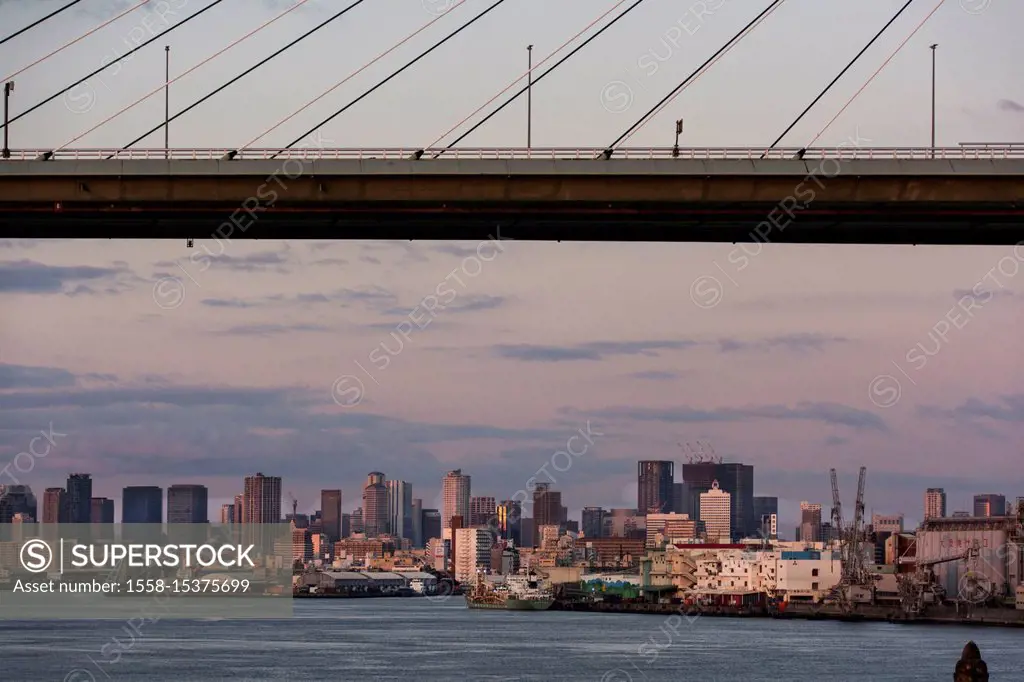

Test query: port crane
[896,541,984,615]
[678,440,722,465]
[287,492,298,520]
[826,467,875,612]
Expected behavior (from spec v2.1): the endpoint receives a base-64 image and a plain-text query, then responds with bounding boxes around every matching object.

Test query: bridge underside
[0,202,1021,244]
[0,161,1021,244]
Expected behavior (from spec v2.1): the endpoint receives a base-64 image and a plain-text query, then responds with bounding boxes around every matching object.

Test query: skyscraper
[581,506,606,539]
[90,497,114,523]
[699,481,731,542]
[637,461,675,515]
[973,494,1006,517]
[673,481,694,518]
[799,501,822,543]
[220,504,235,524]
[924,488,946,519]
[243,473,282,524]
[532,482,562,546]
[496,500,522,546]
[682,462,754,537]
[441,469,471,529]
[66,473,92,523]
[321,490,342,545]
[42,488,68,523]
[167,485,208,523]
[411,498,423,548]
[0,485,37,522]
[362,472,388,537]
[470,496,496,527]
[122,487,163,523]
[386,479,413,540]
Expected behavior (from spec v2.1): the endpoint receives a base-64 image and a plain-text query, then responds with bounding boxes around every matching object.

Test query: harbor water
[2,598,1023,680]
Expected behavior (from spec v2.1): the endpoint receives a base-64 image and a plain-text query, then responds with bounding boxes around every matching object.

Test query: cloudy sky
[1,238,1022,533]
[0,0,1022,534]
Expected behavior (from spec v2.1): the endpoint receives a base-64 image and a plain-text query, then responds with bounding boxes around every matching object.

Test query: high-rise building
[637,461,674,515]
[386,480,413,540]
[0,485,37,522]
[532,482,562,546]
[442,469,471,529]
[699,480,731,542]
[362,472,388,537]
[673,482,694,518]
[411,498,423,547]
[973,494,1006,517]
[682,462,754,538]
[871,513,904,534]
[924,488,946,519]
[351,507,364,534]
[122,487,163,523]
[799,501,822,543]
[421,508,441,544]
[243,473,282,524]
[469,496,496,527]
[90,497,114,523]
[167,485,208,523]
[220,504,235,524]
[42,488,68,523]
[453,527,492,582]
[66,474,92,523]
[753,497,778,524]
[496,500,522,546]
[233,494,243,525]
[581,506,606,539]
[321,490,342,545]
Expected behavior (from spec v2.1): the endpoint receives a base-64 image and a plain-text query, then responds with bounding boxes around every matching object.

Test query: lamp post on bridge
[2,80,13,159]
[165,46,171,159]
[672,119,683,158]
[930,43,937,159]
[527,45,533,149]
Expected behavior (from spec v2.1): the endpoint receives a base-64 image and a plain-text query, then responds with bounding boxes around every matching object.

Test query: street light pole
[930,43,937,158]
[673,119,683,158]
[2,81,13,159]
[165,46,170,158]
[527,45,533,149]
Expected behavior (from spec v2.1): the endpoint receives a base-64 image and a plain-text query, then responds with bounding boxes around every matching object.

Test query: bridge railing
[2,146,1024,161]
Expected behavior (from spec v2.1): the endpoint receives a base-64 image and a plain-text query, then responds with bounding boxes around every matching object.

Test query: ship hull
[465,598,507,610]
[505,598,554,611]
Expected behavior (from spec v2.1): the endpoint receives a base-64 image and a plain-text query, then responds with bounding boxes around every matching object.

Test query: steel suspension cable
[433,0,649,157]
[0,0,86,48]
[3,0,154,83]
[241,0,467,151]
[116,0,370,155]
[608,0,785,151]
[54,0,314,152]
[0,0,229,135]
[426,0,631,150]
[806,0,945,148]
[273,0,510,155]
[762,0,915,156]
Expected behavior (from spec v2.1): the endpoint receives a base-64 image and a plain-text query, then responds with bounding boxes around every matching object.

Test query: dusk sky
[0,0,1022,534]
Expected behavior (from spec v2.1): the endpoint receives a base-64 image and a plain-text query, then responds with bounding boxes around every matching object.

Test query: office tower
[233,494,243,525]
[496,500,522,546]
[167,485,208,523]
[637,461,675,515]
[90,497,114,523]
[699,480,731,542]
[0,485,37,522]
[799,501,822,543]
[42,488,68,523]
[321,490,342,545]
[411,498,423,548]
[470,496,496,527]
[362,472,388,537]
[453,527,493,582]
[122,487,163,523]
[753,496,779,528]
[673,482,694,518]
[386,480,413,540]
[66,473,92,523]
[924,488,946,519]
[220,504,235,524]
[973,494,1006,517]
[341,512,351,539]
[581,507,606,539]
[442,469,471,529]
[243,472,282,523]
[351,507,364,534]
[421,508,441,544]
[682,462,754,537]
[532,483,562,546]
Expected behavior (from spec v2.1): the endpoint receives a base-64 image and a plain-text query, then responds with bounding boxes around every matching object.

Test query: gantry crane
[827,467,873,612]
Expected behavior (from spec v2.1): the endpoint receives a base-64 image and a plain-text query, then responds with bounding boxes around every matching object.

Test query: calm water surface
[1,598,1021,681]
